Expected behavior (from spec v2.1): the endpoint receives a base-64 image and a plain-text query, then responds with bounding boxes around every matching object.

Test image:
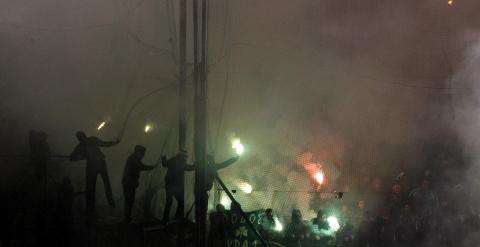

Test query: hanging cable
[212,0,232,155]
[117,83,179,140]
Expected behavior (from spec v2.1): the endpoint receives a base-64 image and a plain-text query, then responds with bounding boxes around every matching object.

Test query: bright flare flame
[239,182,253,194]
[274,217,283,232]
[144,125,151,133]
[447,0,454,6]
[304,162,326,190]
[97,121,106,130]
[314,171,325,185]
[327,216,340,232]
[232,138,244,155]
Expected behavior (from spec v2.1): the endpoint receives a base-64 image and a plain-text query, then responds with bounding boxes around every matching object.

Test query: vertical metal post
[178,0,187,246]
[194,0,208,245]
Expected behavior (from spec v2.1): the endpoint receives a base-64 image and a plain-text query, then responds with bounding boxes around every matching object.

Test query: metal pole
[178,0,187,246]
[194,0,208,245]
[178,0,187,153]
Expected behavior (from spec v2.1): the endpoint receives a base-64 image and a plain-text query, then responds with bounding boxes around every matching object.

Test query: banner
[225,209,266,247]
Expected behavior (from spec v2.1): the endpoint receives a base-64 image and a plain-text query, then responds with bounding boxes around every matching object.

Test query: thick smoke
[1,0,480,236]
[447,35,480,246]
[206,0,479,221]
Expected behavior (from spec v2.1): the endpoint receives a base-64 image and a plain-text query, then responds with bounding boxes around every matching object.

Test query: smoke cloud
[1,0,480,235]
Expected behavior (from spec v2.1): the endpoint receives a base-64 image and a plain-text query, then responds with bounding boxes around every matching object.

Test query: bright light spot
[220,195,231,209]
[231,138,244,155]
[274,217,283,232]
[144,124,151,133]
[239,182,252,194]
[327,216,340,232]
[314,171,325,185]
[97,121,106,130]
[447,0,454,6]
[304,162,326,190]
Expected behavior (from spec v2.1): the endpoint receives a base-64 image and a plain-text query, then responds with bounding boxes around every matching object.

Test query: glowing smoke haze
[0,1,480,240]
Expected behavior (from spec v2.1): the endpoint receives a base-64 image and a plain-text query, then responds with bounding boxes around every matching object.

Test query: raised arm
[94,137,120,147]
[139,160,157,171]
[216,156,239,170]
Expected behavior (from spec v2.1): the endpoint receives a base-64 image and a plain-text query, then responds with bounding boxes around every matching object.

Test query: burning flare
[97,121,106,130]
[314,171,325,185]
[274,217,283,232]
[447,0,454,6]
[144,124,151,133]
[304,162,326,190]
[327,216,340,232]
[231,138,244,155]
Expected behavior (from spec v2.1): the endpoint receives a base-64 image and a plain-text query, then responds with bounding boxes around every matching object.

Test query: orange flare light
[304,162,326,190]
[314,171,325,185]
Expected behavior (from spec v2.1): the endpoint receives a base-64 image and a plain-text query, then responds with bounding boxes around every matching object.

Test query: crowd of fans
[209,155,480,247]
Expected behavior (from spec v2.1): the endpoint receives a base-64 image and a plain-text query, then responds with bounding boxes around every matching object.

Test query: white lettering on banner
[227,240,258,247]
[240,216,246,223]
[257,214,264,224]
[249,214,256,224]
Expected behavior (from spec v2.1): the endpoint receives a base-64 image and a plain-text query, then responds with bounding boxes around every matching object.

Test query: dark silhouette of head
[317,209,325,219]
[266,208,273,216]
[291,209,303,223]
[216,204,225,213]
[76,131,87,142]
[134,145,146,158]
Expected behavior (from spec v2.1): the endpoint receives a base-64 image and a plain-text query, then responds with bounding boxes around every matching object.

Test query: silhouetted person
[196,154,239,213]
[205,155,239,192]
[161,150,194,222]
[29,130,51,179]
[122,145,157,223]
[208,204,228,247]
[312,209,329,232]
[69,131,119,218]
[259,208,277,241]
[285,209,309,242]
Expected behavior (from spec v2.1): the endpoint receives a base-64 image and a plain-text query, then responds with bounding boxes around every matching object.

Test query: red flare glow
[304,162,326,190]
[314,171,325,184]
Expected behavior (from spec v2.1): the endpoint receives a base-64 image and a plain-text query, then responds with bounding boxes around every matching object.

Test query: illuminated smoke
[220,194,232,209]
[327,216,340,232]
[232,138,245,155]
[239,182,253,194]
[274,217,283,232]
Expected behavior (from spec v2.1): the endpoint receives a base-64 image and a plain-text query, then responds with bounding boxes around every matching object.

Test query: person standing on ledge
[121,145,157,223]
[70,131,119,219]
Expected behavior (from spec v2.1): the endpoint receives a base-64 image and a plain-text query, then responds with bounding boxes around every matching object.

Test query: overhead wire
[0,0,151,32]
[117,83,179,140]
[212,0,232,155]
